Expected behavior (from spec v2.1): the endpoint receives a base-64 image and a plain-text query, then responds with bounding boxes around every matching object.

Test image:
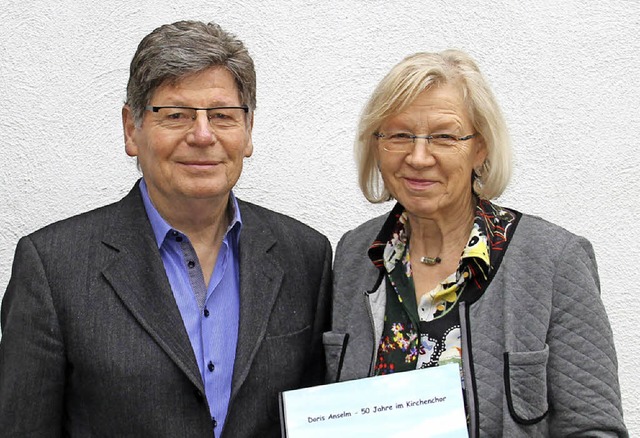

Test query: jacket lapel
[99,183,203,392]
[230,201,284,401]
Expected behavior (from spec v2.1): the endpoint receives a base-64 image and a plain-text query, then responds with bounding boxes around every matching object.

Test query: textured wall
[1,0,639,432]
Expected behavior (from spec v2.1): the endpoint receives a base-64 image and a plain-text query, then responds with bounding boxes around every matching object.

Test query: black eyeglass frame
[145,105,249,114]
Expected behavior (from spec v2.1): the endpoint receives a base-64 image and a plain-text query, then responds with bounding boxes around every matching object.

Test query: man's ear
[122,105,138,157]
[243,111,254,158]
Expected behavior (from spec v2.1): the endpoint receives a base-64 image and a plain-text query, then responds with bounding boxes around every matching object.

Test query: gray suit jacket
[0,182,332,437]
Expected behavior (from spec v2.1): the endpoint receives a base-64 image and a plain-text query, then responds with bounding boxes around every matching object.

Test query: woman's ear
[472,135,488,169]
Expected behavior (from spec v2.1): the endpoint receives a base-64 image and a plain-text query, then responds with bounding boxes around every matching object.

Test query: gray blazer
[0,182,332,437]
[325,211,627,437]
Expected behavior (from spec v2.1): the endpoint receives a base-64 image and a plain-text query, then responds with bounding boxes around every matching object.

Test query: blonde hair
[357,49,511,202]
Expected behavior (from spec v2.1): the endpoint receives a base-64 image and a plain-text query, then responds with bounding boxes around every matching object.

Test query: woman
[325,50,627,436]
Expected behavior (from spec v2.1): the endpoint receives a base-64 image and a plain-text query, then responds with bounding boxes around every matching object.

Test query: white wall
[1,0,639,432]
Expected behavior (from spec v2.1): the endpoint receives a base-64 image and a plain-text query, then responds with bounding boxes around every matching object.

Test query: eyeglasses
[374,131,477,154]
[145,105,249,131]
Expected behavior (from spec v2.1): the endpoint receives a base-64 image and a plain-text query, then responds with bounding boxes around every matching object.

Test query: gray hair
[357,49,512,201]
[126,20,256,126]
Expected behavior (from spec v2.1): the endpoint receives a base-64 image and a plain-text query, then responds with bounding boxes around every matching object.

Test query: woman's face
[376,82,487,221]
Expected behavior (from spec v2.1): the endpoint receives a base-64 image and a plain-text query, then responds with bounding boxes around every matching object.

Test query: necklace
[420,256,442,265]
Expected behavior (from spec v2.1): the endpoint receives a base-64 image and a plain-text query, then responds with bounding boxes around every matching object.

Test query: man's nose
[188,111,216,145]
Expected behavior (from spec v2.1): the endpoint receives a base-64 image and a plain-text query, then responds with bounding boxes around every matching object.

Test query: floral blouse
[368,199,517,377]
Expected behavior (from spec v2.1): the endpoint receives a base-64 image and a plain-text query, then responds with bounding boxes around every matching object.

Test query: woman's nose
[405,137,437,167]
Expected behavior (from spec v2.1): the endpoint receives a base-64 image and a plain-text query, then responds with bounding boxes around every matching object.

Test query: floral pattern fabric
[369,199,516,376]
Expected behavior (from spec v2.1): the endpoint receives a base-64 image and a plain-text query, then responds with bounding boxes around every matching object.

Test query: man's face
[123,67,253,212]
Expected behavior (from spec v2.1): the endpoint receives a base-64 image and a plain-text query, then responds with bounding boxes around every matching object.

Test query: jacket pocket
[323,331,348,383]
[265,325,312,419]
[504,345,549,424]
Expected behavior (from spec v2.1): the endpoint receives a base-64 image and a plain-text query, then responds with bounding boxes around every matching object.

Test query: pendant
[420,256,442,265]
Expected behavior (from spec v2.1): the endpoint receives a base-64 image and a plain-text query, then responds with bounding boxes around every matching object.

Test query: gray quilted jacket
[324,211,627,437]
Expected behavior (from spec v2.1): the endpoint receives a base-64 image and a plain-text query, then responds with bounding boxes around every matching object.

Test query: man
[0,20,331,437]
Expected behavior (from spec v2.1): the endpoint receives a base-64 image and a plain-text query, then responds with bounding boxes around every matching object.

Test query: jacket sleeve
[545,235,627,437]
[0,236,65,437]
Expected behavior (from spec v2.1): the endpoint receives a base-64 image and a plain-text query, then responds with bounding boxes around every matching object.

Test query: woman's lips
[403,177,437,190]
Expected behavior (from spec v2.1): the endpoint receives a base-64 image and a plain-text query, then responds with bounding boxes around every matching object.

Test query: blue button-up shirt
[139,179,240,435]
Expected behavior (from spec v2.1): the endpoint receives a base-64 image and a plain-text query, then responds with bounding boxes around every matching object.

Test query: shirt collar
[139,178,243,248]
[368,202,406,270]
[368,200,509,273]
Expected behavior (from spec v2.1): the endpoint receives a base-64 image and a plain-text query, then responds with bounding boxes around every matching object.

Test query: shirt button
[204,308,210,317]
[187,260,195,269]
[213,418,218,428]
[208,361,215,372]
